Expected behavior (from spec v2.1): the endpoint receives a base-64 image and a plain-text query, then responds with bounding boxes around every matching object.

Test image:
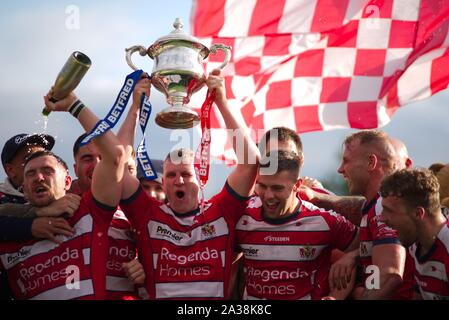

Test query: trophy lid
[149,18,209,58]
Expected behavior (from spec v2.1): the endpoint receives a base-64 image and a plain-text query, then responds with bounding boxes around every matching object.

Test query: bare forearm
[360,274,403,300]
[117,103,139,154]
[216,100,259,166]
[216,99,259,196]
[312,194,365,225]
[77,105,100,134]
[117,76,151,155]
[207,71,259,197]
[77,107,124,166]
[76,106,125,206]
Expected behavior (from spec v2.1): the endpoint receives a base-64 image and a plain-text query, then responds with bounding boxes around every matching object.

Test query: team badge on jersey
[201,223,216,238]
[299,245,316,259]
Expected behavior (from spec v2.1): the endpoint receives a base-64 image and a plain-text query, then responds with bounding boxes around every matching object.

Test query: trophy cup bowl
[125,18,231,129]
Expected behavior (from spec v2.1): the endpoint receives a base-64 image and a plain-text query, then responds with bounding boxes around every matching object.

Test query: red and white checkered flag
[189,0,449,164]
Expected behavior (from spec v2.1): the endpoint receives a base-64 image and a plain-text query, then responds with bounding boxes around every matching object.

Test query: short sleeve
[83,191,117,227]
[326,211,358,251]
[369,214,401,246]
[210,181,251,224]
[119,186,153,231]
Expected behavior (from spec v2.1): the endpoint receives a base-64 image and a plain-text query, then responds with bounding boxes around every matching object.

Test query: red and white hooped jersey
[359,193,415,299]
[74,190,139,300]
[410,222,449,300]
[0,192,114,300]
[105,209,139,299]
[236,197,357,300]
[119,182,249,299]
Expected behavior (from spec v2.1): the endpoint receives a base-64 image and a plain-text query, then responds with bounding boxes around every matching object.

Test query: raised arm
[117,77,151,156]
[206,69,260,197]
[117,78,151,200]
[44,93,125,207]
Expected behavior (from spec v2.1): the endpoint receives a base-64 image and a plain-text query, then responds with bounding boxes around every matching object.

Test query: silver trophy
[125,18,231,129]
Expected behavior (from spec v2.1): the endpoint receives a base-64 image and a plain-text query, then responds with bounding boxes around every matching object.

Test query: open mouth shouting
[33,184,50,198]
[175,190,185,200]
[264,200,279,212]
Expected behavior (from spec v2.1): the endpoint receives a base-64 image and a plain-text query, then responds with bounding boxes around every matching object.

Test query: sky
[1,0,448,198]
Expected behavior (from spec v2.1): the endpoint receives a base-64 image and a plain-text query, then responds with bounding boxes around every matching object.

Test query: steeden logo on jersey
[264,235,290,242]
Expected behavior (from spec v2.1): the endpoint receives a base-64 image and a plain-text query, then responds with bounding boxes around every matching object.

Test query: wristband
[68,99,86,118]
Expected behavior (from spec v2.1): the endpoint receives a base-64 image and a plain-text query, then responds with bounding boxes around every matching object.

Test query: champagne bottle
[42,51,92,116]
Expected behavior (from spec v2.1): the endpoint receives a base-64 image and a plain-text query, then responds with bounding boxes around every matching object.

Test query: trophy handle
[125,45,148,70]
[209,44,232,70]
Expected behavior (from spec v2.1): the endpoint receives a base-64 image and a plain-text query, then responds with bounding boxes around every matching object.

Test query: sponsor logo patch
[263,235,290,242]
[7,248,31,265]
[243,247,259,257]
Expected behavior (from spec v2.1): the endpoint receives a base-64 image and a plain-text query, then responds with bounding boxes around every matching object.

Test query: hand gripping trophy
[125,18,231,129]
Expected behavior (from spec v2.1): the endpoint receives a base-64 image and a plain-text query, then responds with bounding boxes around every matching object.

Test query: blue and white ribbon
[79,69,157,180]
[80,70,143,146]
[136,94,157,180]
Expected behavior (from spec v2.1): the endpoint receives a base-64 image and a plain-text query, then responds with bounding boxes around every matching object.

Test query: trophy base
[155,106,200,129]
